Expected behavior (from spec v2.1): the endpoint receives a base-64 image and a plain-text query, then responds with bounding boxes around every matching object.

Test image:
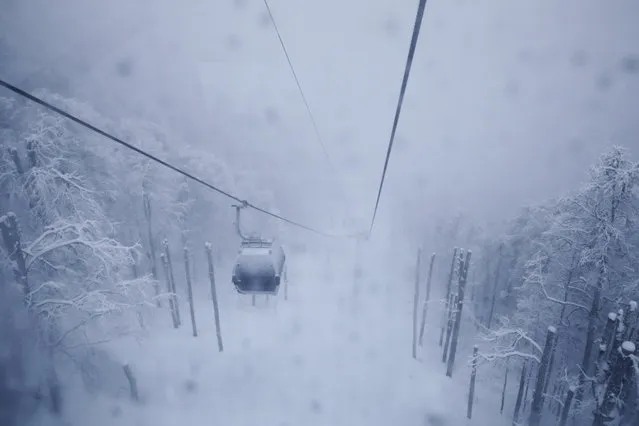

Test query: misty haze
[1,0,639,425]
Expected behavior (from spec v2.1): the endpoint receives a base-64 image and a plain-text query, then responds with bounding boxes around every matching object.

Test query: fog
[1,0,639,425]
[3,0,639,230]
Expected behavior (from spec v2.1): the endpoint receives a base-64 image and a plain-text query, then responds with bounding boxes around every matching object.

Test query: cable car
[232,237,286,295]
[230,203,286,295]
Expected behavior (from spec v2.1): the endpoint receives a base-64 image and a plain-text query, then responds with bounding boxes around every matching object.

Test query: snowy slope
[55,251,510,426]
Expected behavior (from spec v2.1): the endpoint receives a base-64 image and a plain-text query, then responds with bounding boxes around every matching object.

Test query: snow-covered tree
[474,146,639,425]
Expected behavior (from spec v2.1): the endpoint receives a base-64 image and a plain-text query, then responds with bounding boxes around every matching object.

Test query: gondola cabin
[232,237,286,295]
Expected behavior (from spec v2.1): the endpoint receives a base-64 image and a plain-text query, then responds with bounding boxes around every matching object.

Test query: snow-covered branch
[476,321,544,367]
[537,280,589,311]
[23,219,136,273]
[567,283,592,299]
[477,350,541,364]
[480,325,544,354]
[31,275,160,347]
[523,254,590,312]
[33,288,133,315]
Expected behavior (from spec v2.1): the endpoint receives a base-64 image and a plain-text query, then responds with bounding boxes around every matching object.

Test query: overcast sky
[2,0,638,240]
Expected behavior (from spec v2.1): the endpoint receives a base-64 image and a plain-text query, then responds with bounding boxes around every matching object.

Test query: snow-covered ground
[56,251,511,426]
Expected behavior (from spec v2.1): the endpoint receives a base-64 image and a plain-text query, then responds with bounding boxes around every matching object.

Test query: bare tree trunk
[592,342,636,426]
[523,361,535,412]
[623,301,637,342]
[559,251,578,322]
[122,364,139,402]
[183,247,197,337]
[543,329,559,409]
[442,293,457,364]
[142,191,161,307]
[412,248,422,359]
[446,250,472,377]
[529,326,558,426]
[160,253,179,329]
[439,248,458,346]
[602,312,618,361]
[554,382,566,417]
[14,142,50,224]
[8,147,24,174]
[467,345,478,419]
[609,310,624,366]
[130,247,146,329]
[501,358,510,414]
[512,360,528,425]
[418,252,436,346]
[443,249,464,363]
[559,386,575,426]
[25,141,37,169]
[487,243,504,329]
[0,213,29,297]
[131,247,139,279]
[163,240,181,325]
[205,243,224,352]
[41,323,62,417]
[576,274,604,408]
